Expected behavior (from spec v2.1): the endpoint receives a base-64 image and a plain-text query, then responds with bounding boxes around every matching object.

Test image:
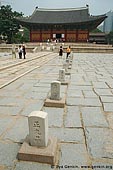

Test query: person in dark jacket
[59,46,63,57]
[22,44,26,59]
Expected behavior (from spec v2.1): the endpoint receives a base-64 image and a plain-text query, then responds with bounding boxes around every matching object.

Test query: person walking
[66,46,71,59]
[18,45,23,59]
[22,44,26,59]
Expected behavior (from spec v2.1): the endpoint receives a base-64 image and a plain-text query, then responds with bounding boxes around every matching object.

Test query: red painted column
[76,30,78,42]
[40,30,42,42]
[65,30,67,42]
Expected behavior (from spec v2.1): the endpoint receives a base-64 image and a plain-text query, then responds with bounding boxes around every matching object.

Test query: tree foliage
[91,28,102,33]
[13,27,30,43]
[0,5,23,43]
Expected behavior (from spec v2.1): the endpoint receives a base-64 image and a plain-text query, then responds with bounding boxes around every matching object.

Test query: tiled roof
[18,7,106,25]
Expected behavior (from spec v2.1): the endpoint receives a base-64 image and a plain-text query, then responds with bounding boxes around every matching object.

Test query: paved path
[0,52,113,170]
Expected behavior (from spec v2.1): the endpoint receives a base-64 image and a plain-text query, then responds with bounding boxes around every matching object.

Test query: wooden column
[65,30,67,42]
[40,30,42,42]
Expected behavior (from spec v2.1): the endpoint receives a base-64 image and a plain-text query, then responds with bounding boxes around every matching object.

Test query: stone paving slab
[4,117,28,143]
[0,142,20,167]
[100,96,113,103]
[0,97,26,107]
[33,82,50,87]
[83,90,98,98]
[106,113,113,129]
[94,88,113,96]
[64,106,82,127]
[20,100,44,116]
[82,98,102,107]
[42,107,64,127]
[68,85,93,91]
[92,82,109,88]
[30,86,50,93]
[66,97,102,107]
[59,144,89,170]
[0,165,12,170]
[107,82,113,88]
[81,107,108,127]
[0,89,24,98]
[67,89,83,98]
[85,127,113,159]
[0,106,22,116]
[68,80,92,86]
[49,128,85,143]
[103,103,113,112]
[0,116,15,136]
[15,161,53,170]
[24,91,48,100]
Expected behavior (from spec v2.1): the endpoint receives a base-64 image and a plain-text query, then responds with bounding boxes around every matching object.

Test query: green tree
[91,28,102,33]
[13,27,30,43]
[0,5,23,43]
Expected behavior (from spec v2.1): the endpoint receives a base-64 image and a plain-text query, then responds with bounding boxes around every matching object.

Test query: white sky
[2,0,113,16]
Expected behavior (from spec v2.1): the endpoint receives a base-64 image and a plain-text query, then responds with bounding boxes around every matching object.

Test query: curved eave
[16,15,106,29]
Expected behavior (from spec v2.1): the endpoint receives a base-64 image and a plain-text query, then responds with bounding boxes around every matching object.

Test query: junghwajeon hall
[17,6,107,42]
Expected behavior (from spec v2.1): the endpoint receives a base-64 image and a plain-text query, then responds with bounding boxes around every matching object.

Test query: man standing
[22,44,26,59]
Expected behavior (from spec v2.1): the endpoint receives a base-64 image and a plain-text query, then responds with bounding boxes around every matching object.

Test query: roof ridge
[35,7,88,12]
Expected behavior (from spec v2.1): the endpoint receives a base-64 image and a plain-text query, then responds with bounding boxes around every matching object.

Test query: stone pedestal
[18,136,58,164]
[17,111,58,164]
[44,97,65,108]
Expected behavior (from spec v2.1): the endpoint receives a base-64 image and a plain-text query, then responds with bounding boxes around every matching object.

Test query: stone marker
[63,61,70,75]
[59,69,65,82]
[63,62,67,71]
[44,81,65,108]
[28,111,48,147]
[69,52,73,63]
[51,81,61,100]
[52,46,55,50]
[41,46,45,50]
[46,46,50,51]
[17,111,58,164]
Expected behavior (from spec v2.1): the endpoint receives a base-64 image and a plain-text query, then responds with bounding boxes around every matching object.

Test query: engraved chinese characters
[28,111,48,147]
[51,81,61,100]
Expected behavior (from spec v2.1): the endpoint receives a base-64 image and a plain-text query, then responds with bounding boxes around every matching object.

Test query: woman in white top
[18,45,23,59]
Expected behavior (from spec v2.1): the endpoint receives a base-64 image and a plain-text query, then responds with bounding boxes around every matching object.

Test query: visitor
[66,46,71,59]
[18,45,23,59]
[22,44,26,59]
[59,45,63,57]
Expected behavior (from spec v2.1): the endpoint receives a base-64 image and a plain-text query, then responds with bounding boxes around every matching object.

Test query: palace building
[17,6,107,42]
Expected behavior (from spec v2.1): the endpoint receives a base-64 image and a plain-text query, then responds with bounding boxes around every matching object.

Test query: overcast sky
[3,0,113,16]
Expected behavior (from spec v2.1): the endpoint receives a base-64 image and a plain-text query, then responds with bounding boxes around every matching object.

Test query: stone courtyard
[0,52,113,170]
